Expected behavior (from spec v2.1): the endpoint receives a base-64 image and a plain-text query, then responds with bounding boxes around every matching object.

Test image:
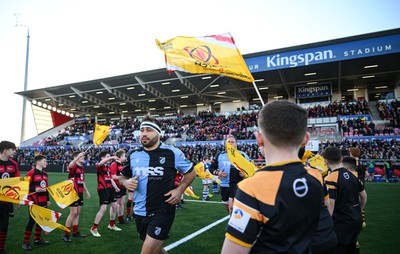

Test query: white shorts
[202,179,212,185]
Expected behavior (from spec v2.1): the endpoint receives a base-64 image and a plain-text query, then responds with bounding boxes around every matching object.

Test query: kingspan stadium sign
[245,33,400,72]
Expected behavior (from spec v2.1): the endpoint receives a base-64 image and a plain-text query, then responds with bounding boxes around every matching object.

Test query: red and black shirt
[26,168,49,206]
[68,164,85,195]
[109,161,124,188]
[96,163,112,191]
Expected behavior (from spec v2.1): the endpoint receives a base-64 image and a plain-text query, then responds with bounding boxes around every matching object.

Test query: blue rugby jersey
[217,151,250,188]
[122,143,193,216]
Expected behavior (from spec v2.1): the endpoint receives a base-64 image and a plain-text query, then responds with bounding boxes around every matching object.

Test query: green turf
[4,173,399,253]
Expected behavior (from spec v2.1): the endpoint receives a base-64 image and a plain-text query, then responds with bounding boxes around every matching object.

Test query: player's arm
[118,159,138,192]
[221,238,250,254]
[359,190,367,210]
[175,168,196,193]
[111,179,120,192]
[83,181,90,199]
[327,198,335,215]
[69,152,84,168]
[98,155,118,166]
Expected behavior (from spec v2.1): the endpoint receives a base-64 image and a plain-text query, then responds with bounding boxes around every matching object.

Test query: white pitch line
[164,215,230,251]
[184,199,223,204]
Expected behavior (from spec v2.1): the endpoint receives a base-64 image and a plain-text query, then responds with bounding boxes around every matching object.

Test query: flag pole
[84,143,94,153]
[252,81,265,106]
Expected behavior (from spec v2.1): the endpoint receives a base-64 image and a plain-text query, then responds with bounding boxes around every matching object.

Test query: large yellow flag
[47,180,79,209]
[29,204,70,233]
[93,124,111,146]
[156,33,254,83]
[226,141,256,178]
[0,177,30,200]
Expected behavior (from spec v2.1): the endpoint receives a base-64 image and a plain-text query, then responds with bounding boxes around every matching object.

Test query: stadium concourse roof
[16,28,400,119]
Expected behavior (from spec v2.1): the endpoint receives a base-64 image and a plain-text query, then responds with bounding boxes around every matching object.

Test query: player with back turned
[222,100,324,254]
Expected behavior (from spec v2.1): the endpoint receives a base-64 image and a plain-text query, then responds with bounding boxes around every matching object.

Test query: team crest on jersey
[154,227,162,236]
[1,172,10,179]
[40,180,47,188]
[159,157,166,164]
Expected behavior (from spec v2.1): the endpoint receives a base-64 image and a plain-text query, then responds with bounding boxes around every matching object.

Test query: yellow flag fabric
[156,33,254,83]
[307,154,329,177]
[0,177,30,200]
[93,124,111,146]
[226,141,256,178]
[29,204,70,233]
[194,162,215,180]
[0,195,33,205]
[47,180,79,209]
[184,186,200,199]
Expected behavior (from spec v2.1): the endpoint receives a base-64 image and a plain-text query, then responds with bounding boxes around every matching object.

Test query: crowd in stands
[306,100,370,118]
[185,111,258,141]
[377,99,400,127]
[321,139,400,161]
[16,137,400,171]
[339,117,398,136]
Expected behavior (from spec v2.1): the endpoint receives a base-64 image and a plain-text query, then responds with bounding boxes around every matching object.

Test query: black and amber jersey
[325,167,364,232]
[225,160,323,253]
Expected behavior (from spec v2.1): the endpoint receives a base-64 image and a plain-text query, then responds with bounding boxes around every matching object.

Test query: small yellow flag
[194,162,215,180]
[156,33,254,83]
[226,141,256,178]
[184,186,200,199]
[307,155,329,177]
[93,124,111,146]
[29,204,70,233]
[47,180,79,209]
[0,177,30,200]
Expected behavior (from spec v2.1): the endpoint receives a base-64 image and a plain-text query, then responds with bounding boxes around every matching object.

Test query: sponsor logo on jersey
[134,166,165,176]
[293,178,309,198]
[228,207,250,233]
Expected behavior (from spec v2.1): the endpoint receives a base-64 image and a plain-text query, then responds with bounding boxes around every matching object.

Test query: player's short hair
[72,151,81,159]
[99,150,109,160]
[342,156,357,171]
[322,146,342,164]
[34,154,47,164]
[349,147,361,158]
[0,141,16,153]
[115,149,125,158]
[203,155,211,161]
[257,100,307,148]
[225,135,237,142]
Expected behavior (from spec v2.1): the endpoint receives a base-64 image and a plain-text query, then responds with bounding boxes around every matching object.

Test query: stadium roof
[16,28,400,118]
